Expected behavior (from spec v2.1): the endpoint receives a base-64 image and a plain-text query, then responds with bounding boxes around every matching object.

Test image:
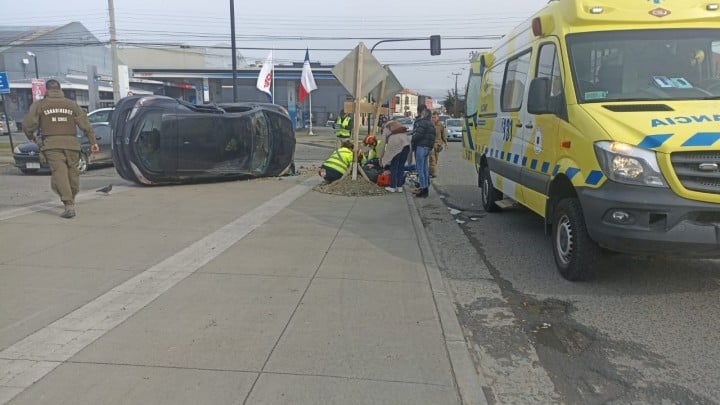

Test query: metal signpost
[0,71,15,151]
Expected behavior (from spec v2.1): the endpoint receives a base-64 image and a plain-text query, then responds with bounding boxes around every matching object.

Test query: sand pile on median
[314,174,387,197]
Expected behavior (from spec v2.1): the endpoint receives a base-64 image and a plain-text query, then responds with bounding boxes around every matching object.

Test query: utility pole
[451,71,461,117]
[108,0,121,103]
[26,52,39,79]
[230,0,238,102]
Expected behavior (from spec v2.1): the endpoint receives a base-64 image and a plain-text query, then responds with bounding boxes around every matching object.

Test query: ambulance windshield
[567,29,720,103]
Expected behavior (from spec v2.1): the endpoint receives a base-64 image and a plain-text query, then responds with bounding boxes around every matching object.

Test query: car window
[446,119,462,127]
[88,110,111,123]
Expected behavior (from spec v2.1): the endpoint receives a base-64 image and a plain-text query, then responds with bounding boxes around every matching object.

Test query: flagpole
[308,93,314,135]
[271,49,275,104]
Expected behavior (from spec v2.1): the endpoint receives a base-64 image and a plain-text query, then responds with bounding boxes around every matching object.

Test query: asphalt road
[2,134,718,404]
[423,143,720,404]
[0,140,329,211]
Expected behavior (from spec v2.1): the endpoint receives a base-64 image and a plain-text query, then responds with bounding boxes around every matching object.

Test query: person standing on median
[335,110,352,145]
[22,79,99,219]
[378,120,410,193]
[429,111,448,178]
[410,105,435,198]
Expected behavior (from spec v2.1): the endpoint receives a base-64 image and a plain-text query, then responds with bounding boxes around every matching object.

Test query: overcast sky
[3,0,548,99]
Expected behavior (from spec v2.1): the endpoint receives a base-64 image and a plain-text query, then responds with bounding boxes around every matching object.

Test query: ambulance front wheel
[480,166,502,212]
[551,198,600,281]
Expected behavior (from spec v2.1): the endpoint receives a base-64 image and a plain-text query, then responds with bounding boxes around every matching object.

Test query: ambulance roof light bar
[532,17,542,36]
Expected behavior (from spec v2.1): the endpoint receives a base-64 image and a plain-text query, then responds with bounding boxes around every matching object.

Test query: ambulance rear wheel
[552,198,600,281]
[480,166,502,212]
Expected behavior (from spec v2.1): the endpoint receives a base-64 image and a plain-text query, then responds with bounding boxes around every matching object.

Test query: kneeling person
[319,140,358,183]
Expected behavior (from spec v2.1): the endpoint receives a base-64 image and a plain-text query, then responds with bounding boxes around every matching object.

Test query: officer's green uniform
[23,86,97,216]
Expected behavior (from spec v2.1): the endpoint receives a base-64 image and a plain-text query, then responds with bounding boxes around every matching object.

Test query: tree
[442,90,466,118]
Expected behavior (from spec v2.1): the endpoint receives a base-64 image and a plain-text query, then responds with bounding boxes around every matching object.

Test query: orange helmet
[363,135,377,146]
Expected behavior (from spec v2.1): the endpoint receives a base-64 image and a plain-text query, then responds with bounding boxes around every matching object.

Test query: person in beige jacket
[429,111,448,178]
[378,120,411,192]
[23,79,99,218]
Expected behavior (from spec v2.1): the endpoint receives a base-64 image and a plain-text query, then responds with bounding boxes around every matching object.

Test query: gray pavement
[0,147,487,404]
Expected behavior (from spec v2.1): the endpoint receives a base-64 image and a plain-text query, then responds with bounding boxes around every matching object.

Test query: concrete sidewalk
[0,173,485,404]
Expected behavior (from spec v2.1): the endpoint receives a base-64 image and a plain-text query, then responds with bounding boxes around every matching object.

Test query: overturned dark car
[111,95,296,185]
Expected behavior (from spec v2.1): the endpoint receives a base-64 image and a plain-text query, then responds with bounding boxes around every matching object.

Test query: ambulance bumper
[577,183,720,257]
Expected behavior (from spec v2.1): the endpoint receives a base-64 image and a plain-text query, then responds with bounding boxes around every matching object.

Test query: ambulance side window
[536,43,568,120]
[501,51,531,111]
[465,70,482,117]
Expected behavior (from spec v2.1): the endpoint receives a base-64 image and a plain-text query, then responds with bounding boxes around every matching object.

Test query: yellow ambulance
[463,0,720,280]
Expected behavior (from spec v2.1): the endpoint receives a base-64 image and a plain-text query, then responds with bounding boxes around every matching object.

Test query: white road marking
[0,178,319,404]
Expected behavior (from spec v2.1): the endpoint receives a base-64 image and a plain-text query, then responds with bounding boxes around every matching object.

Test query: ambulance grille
[670,151,720,194]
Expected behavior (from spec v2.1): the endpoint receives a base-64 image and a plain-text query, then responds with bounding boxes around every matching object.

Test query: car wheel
[479,165,502,212]
[20,168,39,174]
[551,198,600,281]
[77,152,89,174]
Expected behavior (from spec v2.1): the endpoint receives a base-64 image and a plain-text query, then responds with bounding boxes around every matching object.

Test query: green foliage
[442,90,466,117]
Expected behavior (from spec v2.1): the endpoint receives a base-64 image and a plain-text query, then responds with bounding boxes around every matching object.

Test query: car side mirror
[528,77,553,115]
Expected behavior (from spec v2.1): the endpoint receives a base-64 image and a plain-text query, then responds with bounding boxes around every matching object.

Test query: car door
[92,123,113,162]
[177,114,224,172]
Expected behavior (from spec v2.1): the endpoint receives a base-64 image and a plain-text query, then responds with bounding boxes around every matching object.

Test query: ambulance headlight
[594,141,667,187]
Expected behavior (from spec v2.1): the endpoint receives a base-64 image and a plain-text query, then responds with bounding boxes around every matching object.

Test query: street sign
[332,43,387,98]
[0,72,10,94]
[369,67,403,103]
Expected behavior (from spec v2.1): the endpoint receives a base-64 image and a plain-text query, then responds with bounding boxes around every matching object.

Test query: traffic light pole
[368,36,441,131]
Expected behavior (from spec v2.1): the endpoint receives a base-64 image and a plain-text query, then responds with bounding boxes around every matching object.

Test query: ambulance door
[489,50,532,202]
[521,41,566,216]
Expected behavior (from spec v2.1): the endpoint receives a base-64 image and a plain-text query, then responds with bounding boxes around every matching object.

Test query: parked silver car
[445,118,464,142]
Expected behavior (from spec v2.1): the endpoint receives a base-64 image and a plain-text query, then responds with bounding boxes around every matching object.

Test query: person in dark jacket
[22,79,99,218]
[410,105,435,197]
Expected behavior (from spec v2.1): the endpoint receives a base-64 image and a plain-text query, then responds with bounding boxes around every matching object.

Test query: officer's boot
[61,203,76,219]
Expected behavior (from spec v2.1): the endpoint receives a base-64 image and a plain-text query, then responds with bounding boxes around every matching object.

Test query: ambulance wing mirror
[527,77,553,115]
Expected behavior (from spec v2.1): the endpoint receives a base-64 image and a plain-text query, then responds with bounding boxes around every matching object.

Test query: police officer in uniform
[23,79,99,218]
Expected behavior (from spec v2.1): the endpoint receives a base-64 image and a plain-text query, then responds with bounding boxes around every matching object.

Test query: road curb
[405,190,489,405]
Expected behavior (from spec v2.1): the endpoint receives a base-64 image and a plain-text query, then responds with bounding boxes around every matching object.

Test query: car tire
[551,198,600,281]
[78,152,89,174]
[480,165,502,212]
[20,168,39,175]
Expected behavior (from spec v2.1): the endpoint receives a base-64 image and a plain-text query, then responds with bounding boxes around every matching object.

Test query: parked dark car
[111,95,296,185]
[13,122,114,174]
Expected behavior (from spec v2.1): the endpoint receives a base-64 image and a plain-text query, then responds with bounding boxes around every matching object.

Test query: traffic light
[430,35,441,56]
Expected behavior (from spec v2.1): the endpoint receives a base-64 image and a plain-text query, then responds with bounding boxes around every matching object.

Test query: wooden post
[351,43,365,181]
[371,65,388,137]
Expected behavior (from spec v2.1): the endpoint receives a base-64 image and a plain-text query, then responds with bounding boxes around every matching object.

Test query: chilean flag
[298,49,317,103]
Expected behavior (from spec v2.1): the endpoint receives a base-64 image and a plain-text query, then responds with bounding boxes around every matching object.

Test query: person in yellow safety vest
[335,111,352,139]
[319,140,360,183]
[362,134,384,165]
[363,134,383,160]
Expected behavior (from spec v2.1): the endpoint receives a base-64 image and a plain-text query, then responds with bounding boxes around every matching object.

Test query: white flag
[256,51,273,97]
